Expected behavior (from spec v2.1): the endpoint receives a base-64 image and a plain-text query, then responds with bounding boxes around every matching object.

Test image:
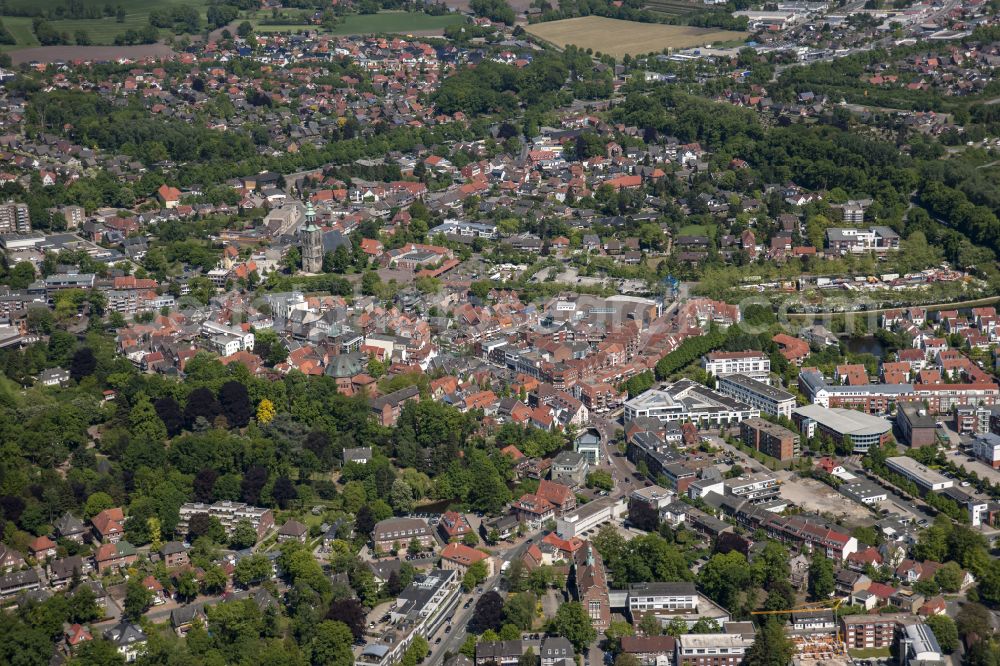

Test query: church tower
[300,202,322,273]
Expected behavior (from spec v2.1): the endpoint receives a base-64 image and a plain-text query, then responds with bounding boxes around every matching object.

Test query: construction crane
[751,597,849,647]
[750,596,848,616]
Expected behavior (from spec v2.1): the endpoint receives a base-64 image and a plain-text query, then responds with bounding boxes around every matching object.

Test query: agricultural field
[252,11,465,36]
[642,0,704,18]
[1,0,212,48]
[525,16,746,58]
[0,16,38,51]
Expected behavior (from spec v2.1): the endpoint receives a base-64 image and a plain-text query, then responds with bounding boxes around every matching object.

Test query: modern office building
[792,405,893,453]
[717,374,796,419]
[885,457,954,492]
[625,380,759,426]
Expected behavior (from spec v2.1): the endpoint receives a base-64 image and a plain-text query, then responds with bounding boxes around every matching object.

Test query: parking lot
[779,477,873,525]
[944,449,1000,486]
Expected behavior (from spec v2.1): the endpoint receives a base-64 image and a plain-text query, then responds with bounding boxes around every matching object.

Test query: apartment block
[701,351,771,382]
[0,202,31,234]
[177,501,274,540]
[739,417,800,461]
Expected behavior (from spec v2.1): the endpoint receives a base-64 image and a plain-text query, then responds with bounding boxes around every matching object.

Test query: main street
[427,534,541,665]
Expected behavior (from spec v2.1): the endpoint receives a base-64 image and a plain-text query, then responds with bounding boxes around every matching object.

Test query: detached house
[91,507,125,543]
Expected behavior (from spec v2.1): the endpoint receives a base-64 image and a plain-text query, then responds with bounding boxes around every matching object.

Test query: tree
[390,478,415,514]
[202,564,228,594]
[926,614,958,654]
[470,591,504,634]
[177,570,199,601]
[361,270,383,296]
[743,618,794,666]
[808,553,835,600]
[327,598,366,642]
[463,560,489,591]
[957,602,992,642]
[184,387,221,429]
[68,585,101,623]
[154,396,184,437]
[241,465,268,504]
[257,398,276,425]
[503,591,536,631]
[130,395,167,444]
[311,620,354,666]
[73,638,127,665]
[273,476,298,509]
[554,601,596,652]
[123,578,152,621]
[934,561,964,593]
[84,491,115,519]
[234,553,272,587]
[664,616,688,637]
[354,504,376,537]
[193,468,218,503]
[219,380,252,428]
[231,518,259,549]
[69,347,97,381]
[586,470,613,491]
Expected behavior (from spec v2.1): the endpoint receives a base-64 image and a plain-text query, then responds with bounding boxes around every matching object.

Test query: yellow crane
[750,596,848,616]
[751,597,849,647]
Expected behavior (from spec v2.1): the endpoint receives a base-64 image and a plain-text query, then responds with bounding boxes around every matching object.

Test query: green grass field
[1,0,212,48]
[252,11,464,36]
[0,16,39,50]
[678,224,713,236]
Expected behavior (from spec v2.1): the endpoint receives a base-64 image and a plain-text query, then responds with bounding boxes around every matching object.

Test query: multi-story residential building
[369,385,420,427]
[176,501,274,539]
[739,417,800,461]
[701,351,771,382]
[620,636,677,665]
[717,374,796,419]
[972,433,1000,468]
[723,472,780,504]
[792,405,893,453]
[50,205,84,230]
[629,485,676,514]
[841,614,906,650]
[437,511,473,542]
[624,380,759,426]
[540,636,575,666]
[372,517,434,552]
[201,321,255,353]
[359,570,461,666]
[0,569,41,599]
[440,542,494,577]
[95,541,138,573]
[675,633,754,666]
[724,499,858,560]
[826,226,900,253]
[512,494,556,529]
[0,202,31,233]
[475,641,522,666]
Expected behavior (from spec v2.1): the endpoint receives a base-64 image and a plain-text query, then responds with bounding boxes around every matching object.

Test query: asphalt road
[428,535,541,665]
